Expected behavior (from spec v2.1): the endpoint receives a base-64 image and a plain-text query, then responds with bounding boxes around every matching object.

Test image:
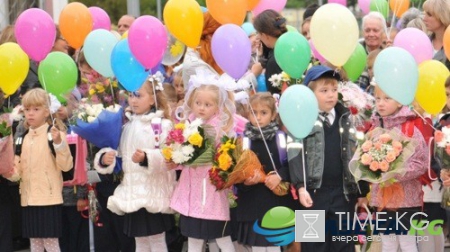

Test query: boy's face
[446,86,450,111]
[312,79,338,113]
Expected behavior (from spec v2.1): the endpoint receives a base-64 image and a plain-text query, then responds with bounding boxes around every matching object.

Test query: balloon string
[301,139,307,190]
[109,78,116,105]
[8,96,10,109]
[412,108,438,132]
[40,74,55,124]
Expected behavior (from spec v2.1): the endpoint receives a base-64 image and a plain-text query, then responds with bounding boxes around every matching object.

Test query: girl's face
[173,76,185,100]
[24,105,50,128]
[423,10,444,33]
[301,21,311,40]
[52,37,69,54]
[249,103,276,128]
[192,89,218,121]
[374,88,402,117]
[128,85,155,115]
[445,86,450,111]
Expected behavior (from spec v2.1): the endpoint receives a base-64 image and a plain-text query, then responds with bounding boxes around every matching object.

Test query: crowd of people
[2,1,450,252]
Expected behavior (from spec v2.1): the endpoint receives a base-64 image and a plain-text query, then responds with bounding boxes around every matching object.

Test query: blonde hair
[308,78,338,91]
[423,0,450,28]
[184,84,235,134]
[406,18,428,33]
[141,80,170,119]
[22,88,66,130]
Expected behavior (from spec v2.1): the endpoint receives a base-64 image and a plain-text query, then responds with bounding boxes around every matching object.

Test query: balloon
[393,28,433,64]
[162,30,186,66]
[246,0,260,10]
[211,24,251,79]
[59,2,93,49]
[279,85,319,139]
[310,4,359,67]
[83,29,118,78]
[373,47,418,105]
[286,25,299,33]
[252,0,287,16]
[309,40,327,64]
[88,7,111,30]
[242,22,256,36]
[329,0,347,6]
[164,0,203,48]
[343,44,367,82]
[38,52,77,102]
[201,6,208,13]
[416,60,449,115]
[111,39,148,92]
[274,32,311,79]
[121,31,128,40]
[370,0,389,19]
[390,0,410,17]
[128,16,168,70]
[14,8,56,62]
[206,0,247,25]
[0,43,30,95]
[443,26,450,61]
[358,0,371,14]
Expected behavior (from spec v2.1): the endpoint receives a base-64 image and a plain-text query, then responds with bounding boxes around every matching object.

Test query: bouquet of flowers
[268,71,291,91]
[161,119,215,166]
[434,126,450,208]
[208,136,240,190]
[349,128,416,183]
[338,81,375,132]
[0,112,13,176]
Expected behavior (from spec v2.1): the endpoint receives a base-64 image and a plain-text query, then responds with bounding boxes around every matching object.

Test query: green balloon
[274,32,311,79]
[343,43,367,82]
[286,25,299,33]
[370,0,389,19]
[38,52,77,103]
[261,207,295,229]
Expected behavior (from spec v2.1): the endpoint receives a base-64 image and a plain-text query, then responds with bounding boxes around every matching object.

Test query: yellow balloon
[310,3,359,67]
[416,60,449,115]
[0,42,30,95]
[121,31,128,40]
[163,0,203,48]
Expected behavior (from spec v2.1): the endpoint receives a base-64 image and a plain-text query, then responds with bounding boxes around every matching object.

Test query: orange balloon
[59,2,93,49]
[206,0,247,25]
[389,0,410,18]
[164,0,203,48]
[246,0,260,11]
[444,26,450,61]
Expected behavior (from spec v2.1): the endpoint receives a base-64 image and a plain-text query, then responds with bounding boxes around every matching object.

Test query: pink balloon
[329,0,347,6]
[89,7,111,30]
[252,0,287,16]
[15,8,55,62]
[309,40,327,64]
[128,15,168,70]
[393,28,433,64]
[359,0,371,14]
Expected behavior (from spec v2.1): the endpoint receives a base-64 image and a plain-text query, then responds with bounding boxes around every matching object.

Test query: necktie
[320,112,331,127]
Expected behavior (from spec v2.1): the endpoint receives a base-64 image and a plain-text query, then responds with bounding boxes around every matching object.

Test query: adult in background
[252,9,288,94]
[117,15,135,35]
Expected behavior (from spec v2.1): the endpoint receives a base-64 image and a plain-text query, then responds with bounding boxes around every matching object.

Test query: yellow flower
[89,89,96,96]
[95,83,105,93]
[170,41,184,57]
[112,81,118,88]
[188,132,203,147]
[175,123,185,130]
[218,153,232,171]
[219,141,236,153]
[162,147,172,160]
[281,72,290,82]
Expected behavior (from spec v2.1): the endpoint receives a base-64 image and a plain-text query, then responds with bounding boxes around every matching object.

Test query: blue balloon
[111,39,149,91]
[241,22,256,37]
[279,85,318,139]
[83,29,118,78]
[373,47,418,105]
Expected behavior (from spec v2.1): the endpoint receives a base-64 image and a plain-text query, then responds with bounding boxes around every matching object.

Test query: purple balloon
[211,24,251,79]
[128,15,168,70]
[89,7,111,30]
[15,8,56,62]
[393,28,433,64]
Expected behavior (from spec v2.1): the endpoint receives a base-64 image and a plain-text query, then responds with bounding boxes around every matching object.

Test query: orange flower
[361,153,372,165]
[392,141,403,152]
[379,161,389,172]
[361,141,372,152]
[385,152,396,163]
[435,131,444,143]
[374,142,383,151]
[369,161,379,171]
[379,133,391,143]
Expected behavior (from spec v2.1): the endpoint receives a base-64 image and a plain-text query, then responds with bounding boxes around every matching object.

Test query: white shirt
[320,108,336,125]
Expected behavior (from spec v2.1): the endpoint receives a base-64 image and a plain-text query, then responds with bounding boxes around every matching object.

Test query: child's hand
[102,151,116,166]
[165,161,178,170]
[298,188,313,208]
[264,173,281,190]
[244,173,261,186]
[50,126,62,144]
[132,149,145,163]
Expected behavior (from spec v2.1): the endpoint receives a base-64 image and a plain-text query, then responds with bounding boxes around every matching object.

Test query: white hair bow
[49,94,61,114]
[148,71,165,91]
[217,74,251,91]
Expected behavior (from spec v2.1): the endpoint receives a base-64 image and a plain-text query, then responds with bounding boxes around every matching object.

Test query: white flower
[268,73,282,88]
[106,104,121,113]
[172,150,189,164]
[77,112,86,120]
[11,105,23,121]
[87,116,96,123]
[181,145,195,157]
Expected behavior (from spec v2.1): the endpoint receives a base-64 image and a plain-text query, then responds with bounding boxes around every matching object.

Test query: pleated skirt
[237,221,273,247]
[123,208,175,237]
[22,205,62,238]
[179,215,231,240]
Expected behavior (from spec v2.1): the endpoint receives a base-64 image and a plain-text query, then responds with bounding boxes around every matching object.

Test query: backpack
[15,124,56,157]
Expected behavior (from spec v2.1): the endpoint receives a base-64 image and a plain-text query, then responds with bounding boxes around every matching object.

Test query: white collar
[125,110,164,122]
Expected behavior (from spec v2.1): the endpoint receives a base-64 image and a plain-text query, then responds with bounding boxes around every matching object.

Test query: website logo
[253,206,295,246]
[295,210,326,242]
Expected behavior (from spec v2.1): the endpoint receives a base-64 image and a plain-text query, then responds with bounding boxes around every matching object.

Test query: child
[173,70,185,105]
[95,78,176,251]
[237,92,296,251]
[8,88,73,252]
[169,70,236,252]
[368,86,428,252]
[289,66,369,252]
